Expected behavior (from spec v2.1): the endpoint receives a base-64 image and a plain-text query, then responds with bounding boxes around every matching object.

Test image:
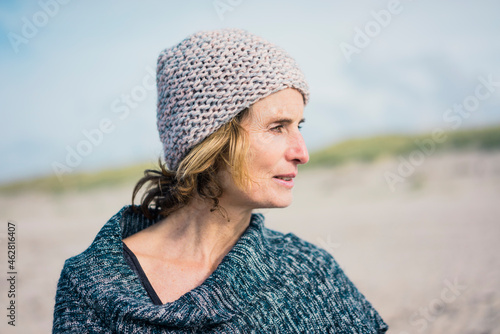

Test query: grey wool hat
[156,28,310,170]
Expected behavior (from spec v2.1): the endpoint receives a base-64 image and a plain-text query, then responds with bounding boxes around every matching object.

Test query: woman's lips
[273,174,296,188]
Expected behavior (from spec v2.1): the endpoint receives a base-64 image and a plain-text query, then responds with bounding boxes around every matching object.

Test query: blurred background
[1,0,499,333]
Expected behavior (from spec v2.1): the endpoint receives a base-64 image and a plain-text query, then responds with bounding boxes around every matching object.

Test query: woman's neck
[125,196,253,271]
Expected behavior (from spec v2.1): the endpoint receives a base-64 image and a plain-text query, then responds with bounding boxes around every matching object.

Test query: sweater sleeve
[52,264,112,334]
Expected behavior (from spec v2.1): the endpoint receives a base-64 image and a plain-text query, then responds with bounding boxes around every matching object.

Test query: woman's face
[219,88,309,211]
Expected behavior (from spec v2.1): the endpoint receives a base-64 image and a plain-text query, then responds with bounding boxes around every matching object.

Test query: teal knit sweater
[53,206,388,333]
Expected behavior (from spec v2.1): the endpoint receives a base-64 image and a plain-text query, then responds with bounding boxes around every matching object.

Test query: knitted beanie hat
[156,28,310,170]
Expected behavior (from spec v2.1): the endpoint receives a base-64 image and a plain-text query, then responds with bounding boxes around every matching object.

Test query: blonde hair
[132,109,249,219]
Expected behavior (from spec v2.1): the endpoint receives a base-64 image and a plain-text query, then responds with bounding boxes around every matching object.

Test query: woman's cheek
[252,133,276,148]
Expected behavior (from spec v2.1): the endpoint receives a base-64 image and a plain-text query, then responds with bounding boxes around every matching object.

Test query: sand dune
[1,151,499,333]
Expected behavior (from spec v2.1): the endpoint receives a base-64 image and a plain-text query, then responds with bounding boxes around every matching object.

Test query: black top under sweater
[122,241,163,305]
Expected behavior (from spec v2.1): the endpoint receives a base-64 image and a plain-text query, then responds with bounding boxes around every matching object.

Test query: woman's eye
[271,125,284,132]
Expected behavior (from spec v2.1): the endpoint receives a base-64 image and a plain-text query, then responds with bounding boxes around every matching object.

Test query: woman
[53,29,388,333]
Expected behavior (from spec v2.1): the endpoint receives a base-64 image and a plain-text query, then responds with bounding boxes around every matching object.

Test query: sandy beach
[1,150,499,333]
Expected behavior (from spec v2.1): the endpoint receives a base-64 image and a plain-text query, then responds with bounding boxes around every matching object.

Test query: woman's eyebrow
[272,118,306,124]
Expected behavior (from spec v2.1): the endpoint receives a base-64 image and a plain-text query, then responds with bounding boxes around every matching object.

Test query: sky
[1,0,499,183]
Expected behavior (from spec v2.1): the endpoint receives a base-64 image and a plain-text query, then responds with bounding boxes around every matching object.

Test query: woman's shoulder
[58,206,135,280]
[261,224,340,277]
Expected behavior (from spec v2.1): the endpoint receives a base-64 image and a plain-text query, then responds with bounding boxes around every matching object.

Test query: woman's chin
[260,196,293,209]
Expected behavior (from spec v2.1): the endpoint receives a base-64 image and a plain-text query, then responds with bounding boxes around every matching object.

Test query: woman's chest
[140,258,214,303]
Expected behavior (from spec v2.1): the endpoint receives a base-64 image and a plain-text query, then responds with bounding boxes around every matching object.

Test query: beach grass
[0,162,156,194]
[306,124,500,168]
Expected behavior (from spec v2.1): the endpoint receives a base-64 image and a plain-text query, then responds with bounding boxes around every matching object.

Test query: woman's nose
[287,132,309,164]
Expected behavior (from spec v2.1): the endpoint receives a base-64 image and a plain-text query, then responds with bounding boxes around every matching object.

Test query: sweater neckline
[80,205,280,329]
